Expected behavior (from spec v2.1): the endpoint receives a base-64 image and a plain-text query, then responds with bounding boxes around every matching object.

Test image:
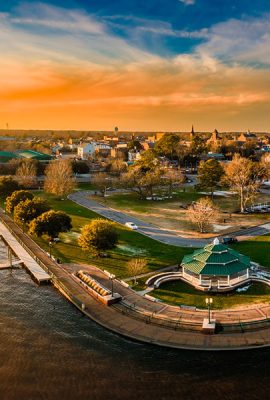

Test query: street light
[21,218,25,233]
[109,273,116,297]
[205,297,213,324]
[49,241,53,258]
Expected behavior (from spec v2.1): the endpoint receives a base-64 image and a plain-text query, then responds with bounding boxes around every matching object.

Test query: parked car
[125,222,138,230]
[221,237,238,244]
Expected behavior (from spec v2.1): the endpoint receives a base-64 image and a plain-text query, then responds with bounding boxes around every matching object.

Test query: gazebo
[180,238,251,291]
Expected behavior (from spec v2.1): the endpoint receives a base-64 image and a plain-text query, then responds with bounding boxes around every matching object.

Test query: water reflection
[0,269,269,400]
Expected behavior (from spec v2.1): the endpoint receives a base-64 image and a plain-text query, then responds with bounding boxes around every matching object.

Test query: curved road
[69,191,270,248]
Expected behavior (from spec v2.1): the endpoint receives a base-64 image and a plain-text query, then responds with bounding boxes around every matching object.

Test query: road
[69,191,270,248]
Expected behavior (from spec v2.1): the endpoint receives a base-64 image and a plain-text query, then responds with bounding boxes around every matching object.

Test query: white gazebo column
[227,275,230,285]
[199,274,202,284]
[182,266,185,278]
[246,268,249,279]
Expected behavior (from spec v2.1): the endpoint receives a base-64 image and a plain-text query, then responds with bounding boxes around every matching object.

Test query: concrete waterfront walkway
[62,264,270,350]
[69,191,270,248]
[1,209,270,350]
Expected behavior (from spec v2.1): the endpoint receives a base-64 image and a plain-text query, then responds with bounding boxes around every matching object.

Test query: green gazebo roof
[0,151,20,163]
[16,150,53,161]
[181,239,250,276]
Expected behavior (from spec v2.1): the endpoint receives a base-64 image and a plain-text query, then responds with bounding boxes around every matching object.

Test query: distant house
[207,129,222,146]
[238,131,257,143]
[77,143,95,159]
[128,150,141,162]
[78,142,111,159]
[200,152,225,161]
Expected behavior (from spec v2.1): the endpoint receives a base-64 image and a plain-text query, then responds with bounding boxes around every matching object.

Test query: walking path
[1,209,270,350]
[69,191,270,248]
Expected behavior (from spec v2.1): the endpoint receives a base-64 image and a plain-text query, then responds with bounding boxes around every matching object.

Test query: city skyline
[1,1,270,130]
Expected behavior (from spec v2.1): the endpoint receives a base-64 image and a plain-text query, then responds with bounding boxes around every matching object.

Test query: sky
[1,0,270,131]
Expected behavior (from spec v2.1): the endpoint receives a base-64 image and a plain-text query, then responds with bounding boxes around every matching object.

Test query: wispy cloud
[1,2,270,130]
[179,0,195,6]
[197,13,270,65]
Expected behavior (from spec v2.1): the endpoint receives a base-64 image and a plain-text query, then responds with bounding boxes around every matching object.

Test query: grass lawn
[231,234,270,269]
[152,280,270,310]
[32,192,193,278]
[93,189,270,237]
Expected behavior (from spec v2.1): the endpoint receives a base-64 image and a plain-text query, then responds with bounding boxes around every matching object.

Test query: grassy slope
[152,281,270,310]
[231,234,270,269]
[33,192,193,278]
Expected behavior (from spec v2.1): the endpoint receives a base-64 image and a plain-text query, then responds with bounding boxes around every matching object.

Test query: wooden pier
[0,222,51,284]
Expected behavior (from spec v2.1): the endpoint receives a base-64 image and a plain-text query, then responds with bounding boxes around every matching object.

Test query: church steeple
[190,125,195,140]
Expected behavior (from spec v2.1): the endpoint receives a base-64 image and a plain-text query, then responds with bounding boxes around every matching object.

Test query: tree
[127,258,148,284]
[29,210,72,239]
[44,159,76,197]
[0,177,21,199]
[109,159,127,176]
[155,134,180,159]
[128,140,143,151]
[6,190,34,214]
[197,159,224,198]
[14,197,50,225]
[72,160,90,174]
[78,219,119,257]
[187,198,219,233]
[190,135,208,156]
[162,169,185,196]
[16,159,37,188]
[92,173,113,196]
[224,155,268,212]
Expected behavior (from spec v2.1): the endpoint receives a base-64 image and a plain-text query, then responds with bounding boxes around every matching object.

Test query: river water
[0,269,269,400]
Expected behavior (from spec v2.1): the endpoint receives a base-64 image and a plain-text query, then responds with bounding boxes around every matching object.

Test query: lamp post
[49,241,53,258]
[205,297,213,324]
[110,273,116,297]
[21,218,25,233]
[4,201,6,213]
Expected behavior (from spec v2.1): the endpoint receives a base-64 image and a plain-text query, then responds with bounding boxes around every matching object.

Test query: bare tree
[127,258,147,284]
[92,173,113,196]
[16,160,37,188]
[44,159,76,197]
[224,154,268,212]
[187,198,219,233]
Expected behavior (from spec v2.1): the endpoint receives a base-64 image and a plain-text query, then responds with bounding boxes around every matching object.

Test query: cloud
[179,0,195,5]
[1,2,270,130]
[0,3,156,65]
[197,13,270,66]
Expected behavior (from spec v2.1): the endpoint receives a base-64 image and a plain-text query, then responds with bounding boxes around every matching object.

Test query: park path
[69,191,270,248]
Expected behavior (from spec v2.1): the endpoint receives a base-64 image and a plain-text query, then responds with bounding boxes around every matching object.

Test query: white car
[125,222,138,230]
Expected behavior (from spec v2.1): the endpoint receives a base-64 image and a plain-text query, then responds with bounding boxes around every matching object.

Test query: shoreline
[1,208,270,351]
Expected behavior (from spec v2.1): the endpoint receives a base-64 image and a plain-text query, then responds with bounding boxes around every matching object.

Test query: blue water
[0,269,269,400]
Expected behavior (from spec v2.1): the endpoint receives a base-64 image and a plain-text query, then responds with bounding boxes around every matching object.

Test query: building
[238,131,257,143]
[77,143,95,159]
[0,151,20,163]
[180,238,250,291]
[16,150,53,162]
[207,129,222,145]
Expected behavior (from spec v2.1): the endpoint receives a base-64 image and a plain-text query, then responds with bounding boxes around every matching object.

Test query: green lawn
[93,187,270,214]
[32,192,193,278]
[231,234,270,269]
[152,280,270,309]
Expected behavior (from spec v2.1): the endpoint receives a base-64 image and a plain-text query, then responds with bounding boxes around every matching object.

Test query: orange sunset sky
[1,1,270,131]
